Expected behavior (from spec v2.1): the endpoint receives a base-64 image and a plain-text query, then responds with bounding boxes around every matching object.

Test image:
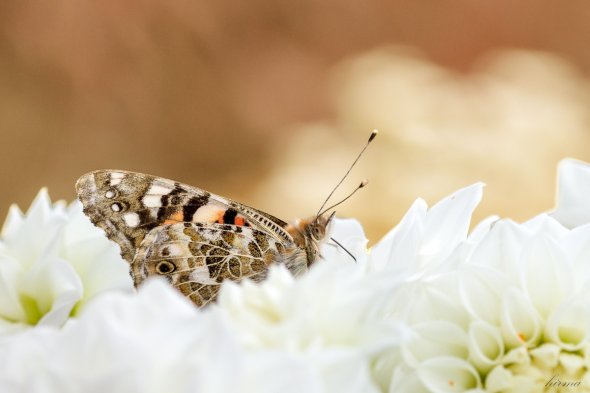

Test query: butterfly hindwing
[76,170,292,263]
[131,222,285,307]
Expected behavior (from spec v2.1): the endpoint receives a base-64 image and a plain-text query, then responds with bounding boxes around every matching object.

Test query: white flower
[0,279,392,393]
[216,218,408,392]
[372,160,590,392]
[551,158,590,228]
[3,158,590,392]
[0,189,132,333]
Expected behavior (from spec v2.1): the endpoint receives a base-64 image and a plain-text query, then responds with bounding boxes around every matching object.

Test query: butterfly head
[311,210,336,240]
[298,211,336,266]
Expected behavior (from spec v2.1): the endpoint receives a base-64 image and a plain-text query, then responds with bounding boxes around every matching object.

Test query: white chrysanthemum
[0,189,132,333]
[371,159,590,392]
[0,279,396,393]
[2,159,590,393]
[216,218,408,392]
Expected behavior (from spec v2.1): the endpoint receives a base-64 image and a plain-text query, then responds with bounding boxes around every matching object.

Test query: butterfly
[75,131,376,307]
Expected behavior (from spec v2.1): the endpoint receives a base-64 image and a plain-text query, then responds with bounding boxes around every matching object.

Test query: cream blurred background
[2,1,590,241]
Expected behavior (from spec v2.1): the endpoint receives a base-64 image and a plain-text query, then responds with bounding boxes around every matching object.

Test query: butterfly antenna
[319,179,367,217]
[330,237,357,262]
[315,129,378,218]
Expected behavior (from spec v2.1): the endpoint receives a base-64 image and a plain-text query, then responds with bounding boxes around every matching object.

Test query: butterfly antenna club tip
[369,129,378,143]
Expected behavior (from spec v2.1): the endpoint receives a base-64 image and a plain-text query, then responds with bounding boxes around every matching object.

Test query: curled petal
[502,346,531,367]
[544,298,590,352]
[417,357,482,392]
[500,288,542,349]
[402,321,468,367]
[529,343,560,370]
[485,365,513,393]
[467,321,505,374]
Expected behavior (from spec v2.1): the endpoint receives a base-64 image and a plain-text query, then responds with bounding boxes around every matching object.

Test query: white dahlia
[216,217,408,392]
[1,158,589,393]
[0,279,399,393]
[0,189,132,333]
[371,159,590,392]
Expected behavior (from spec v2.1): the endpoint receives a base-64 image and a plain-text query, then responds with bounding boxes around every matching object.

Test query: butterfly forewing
[76,170,292,263]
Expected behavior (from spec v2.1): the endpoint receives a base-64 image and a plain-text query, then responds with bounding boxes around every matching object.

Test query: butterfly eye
[156,260,176,274]
[312,225,322,240]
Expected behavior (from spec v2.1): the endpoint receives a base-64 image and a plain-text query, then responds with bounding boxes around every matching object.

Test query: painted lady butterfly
[76,131,376,307]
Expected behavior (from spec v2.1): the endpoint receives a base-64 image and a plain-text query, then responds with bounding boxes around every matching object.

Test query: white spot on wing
[142,195,162,208]
[193,204,222,223]
[191,266,217,285]
[147,184,173,195]
[111,203,121,212]
[105,190,115,198]
[109,172,125,186]
[123,212,140,227]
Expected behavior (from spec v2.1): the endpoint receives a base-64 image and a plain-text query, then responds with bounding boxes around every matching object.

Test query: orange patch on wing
[235,216,246,226]
[164,210,185,224]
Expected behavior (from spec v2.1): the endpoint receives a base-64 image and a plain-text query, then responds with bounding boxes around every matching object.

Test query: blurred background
[2,1,590,241]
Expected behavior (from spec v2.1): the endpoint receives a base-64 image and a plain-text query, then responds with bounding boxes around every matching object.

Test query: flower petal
[420,183,484,266]
[544,297,590,352]
[371,198,427,272]
[468,219,528,283]
[403,321,468,367]
[520,234,573,319]
[322,218,368,265]
[468,320,505,373]
[500,288,542,349]
[458,266,506,325]
[529,343,560,370]
[417,357,482,392]
[485,365,513,393]
[551,158,590,228]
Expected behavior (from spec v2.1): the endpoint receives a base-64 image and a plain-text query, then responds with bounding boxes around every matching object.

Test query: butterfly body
[76,170,331,307]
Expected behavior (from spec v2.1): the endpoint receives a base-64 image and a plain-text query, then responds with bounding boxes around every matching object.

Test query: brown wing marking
[130,222,288,307]
[75,170,292,263]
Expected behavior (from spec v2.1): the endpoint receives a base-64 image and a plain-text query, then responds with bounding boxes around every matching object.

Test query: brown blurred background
[2,1,590,241]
